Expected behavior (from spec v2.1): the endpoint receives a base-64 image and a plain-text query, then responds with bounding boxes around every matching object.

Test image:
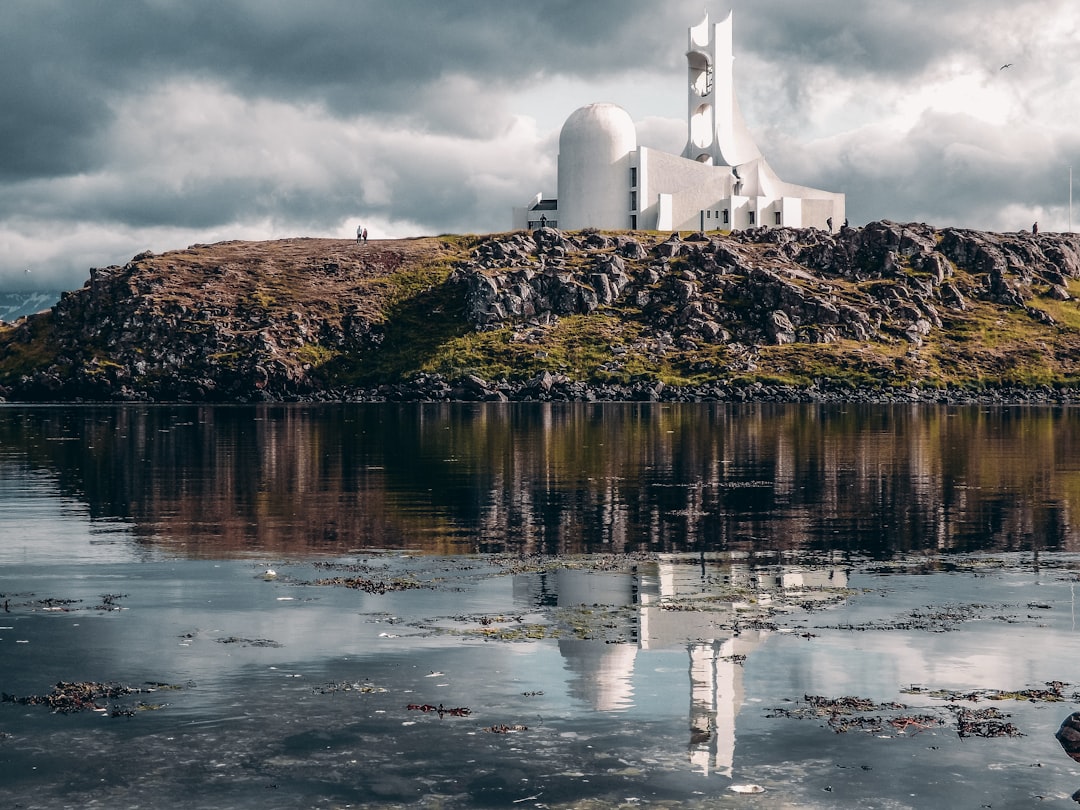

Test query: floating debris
[214,636,283,648]
[2,681,181,715]
[406,703,471,717]
[312,576,426,594]
[767,690,1038,739]
[314,681,387,695]
[729,784,765,794]
[821,602,1014,633]
[766,695,943,736]
[805,695,907,713]
[950,706,1023,739]
[91,593,128,611]
[483,724,528,733]
[34,597,80,612]
[902,681,1071,703]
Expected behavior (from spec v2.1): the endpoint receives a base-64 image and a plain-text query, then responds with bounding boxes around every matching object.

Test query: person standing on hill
[357,224,364,243]
[362,228,368,243]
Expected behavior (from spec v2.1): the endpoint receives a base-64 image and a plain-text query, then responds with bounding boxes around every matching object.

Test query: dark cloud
[1,1,1078,291]
[731,0,1033,74]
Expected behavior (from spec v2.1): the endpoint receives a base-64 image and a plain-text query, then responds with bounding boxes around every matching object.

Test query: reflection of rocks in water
[558,639,637,711]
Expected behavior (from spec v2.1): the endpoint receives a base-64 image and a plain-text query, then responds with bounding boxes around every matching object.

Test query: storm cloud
[2,0,1078,291]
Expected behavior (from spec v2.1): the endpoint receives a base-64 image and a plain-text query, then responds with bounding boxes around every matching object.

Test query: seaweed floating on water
[406,703,471,717]
[311,576,427,594]
[2,681,181,715]
[820,602,1022,633]
[91,593,128,611]
[35,597,81,612]
[215,636,283,648]
[4,593,130,613]
[767,696,894,731]
[766,695,945,735]
[768,690,1035,739]
[902,680,1071,703]
[949,706,1023,738]
[314,681,387,695]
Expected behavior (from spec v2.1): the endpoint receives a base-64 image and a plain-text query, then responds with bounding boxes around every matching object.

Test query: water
[2,403,1080,808]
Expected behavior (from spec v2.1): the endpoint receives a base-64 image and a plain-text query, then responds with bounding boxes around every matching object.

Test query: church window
[722,209,729,224]
[630,167,637,187]
[748,211,755,225]
[630,190,637,211]
[774,211,781,225]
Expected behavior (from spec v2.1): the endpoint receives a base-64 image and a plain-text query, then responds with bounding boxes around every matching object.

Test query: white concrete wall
[778,197,803,228]
[638,147,733,230]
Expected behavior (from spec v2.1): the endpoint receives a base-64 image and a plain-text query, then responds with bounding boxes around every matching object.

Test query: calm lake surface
[3,403,1080,808]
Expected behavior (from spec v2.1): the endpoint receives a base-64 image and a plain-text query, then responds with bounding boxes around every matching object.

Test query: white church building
[512,11,845,234]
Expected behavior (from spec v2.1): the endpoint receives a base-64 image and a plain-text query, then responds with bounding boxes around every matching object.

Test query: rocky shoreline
[127,370,1080,406]
[4,221,1080,404]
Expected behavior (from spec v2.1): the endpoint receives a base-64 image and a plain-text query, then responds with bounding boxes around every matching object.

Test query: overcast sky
[2,0,1079,291]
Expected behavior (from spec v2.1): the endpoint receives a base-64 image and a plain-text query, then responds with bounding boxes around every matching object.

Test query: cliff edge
[3,222,1080,403]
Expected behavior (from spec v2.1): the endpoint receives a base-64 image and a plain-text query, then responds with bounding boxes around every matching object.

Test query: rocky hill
[2,222,1080,403]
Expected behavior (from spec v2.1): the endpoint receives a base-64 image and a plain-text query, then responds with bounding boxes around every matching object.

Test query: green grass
[294,343,338,368]
[330,257,471,383]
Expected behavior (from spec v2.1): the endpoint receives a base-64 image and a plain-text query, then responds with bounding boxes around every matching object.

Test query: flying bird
[1000,63,1013,70]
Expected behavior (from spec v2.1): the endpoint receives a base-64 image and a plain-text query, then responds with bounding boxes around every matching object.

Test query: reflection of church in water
[514,556,846,776]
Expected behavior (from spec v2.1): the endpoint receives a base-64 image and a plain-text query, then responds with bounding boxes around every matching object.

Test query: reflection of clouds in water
[0,461,145,565]
[793,577,1055,695]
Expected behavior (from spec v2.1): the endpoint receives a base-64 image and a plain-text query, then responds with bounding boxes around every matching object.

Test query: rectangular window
[630,215,637,230]
[706,210,711,219]
[774,211,782,225]
[630,190,637,211]
[629,167,637,187]
[749,211,756,225]
[723,209,729,224]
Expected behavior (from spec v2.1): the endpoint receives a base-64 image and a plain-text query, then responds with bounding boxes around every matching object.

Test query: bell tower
[682,11,762,167]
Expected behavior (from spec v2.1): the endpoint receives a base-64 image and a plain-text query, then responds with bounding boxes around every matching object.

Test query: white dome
[559,103,637,157]
[557,104,637,231]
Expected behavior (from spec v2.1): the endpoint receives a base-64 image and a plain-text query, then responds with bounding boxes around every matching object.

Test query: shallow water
[3,404,1080,808]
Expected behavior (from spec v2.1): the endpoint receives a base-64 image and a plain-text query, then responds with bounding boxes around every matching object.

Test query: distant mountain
[0,290,61,323]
